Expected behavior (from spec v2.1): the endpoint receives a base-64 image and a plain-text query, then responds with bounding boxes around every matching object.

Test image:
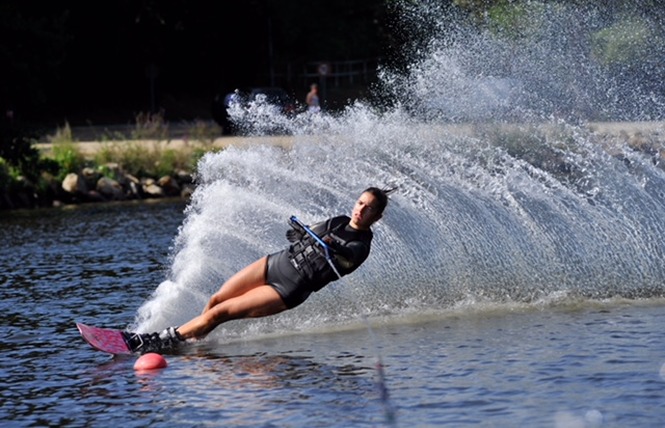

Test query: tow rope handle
[289,215,343,280]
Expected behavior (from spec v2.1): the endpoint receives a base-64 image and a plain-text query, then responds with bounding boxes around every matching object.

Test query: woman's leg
[177,256,288,339]
[202,257,269,313]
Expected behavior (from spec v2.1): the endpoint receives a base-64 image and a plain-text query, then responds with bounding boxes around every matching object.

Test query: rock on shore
[0,166,195,210]
[58,166,194,205]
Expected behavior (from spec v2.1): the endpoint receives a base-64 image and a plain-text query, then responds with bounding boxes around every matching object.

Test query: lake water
[5,3,665,425]
[2,200,665,427]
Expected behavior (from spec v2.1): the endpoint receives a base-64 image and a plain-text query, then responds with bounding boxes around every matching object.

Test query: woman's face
[350,192,382,230]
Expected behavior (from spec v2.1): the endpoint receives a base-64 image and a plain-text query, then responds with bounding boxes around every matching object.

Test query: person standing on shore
[125,186,396,353]
[306,83,321,113]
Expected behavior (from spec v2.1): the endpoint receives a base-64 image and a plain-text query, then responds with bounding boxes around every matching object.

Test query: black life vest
[288,215,373,291]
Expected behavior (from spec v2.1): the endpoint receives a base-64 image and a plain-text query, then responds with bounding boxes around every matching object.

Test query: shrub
[48,122,87,179]
[0,157,12,191]
[0,121,40,181]
[132,110,169,140]
[94,140,195,178]
[51,142,86,179]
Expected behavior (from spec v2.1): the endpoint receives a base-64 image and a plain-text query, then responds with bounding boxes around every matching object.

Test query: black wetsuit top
[266,215,373,308]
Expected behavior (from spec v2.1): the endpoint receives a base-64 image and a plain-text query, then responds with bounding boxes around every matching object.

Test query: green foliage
[1,117,225,209]
[152,148,180,178]
[94,141,196,179]
[49,123,86,179]
[51,142,85,179]
[0,121,41,185]
[592,17,656,66]
[0,157,11,190]
[95,141,145,176]
[453,0,502,20]
[486,1,531,39]
[91,113,220,178]
[0,123,38,165]
[190,147,213,171]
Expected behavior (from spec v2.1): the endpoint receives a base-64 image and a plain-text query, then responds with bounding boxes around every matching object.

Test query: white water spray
[135,1,665,336]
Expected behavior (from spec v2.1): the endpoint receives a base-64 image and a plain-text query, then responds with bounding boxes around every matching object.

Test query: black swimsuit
[265,216,373,308]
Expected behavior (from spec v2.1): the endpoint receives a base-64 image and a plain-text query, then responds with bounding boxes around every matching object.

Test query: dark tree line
[1,0,662,128]
[1,0,393,126]
[1,0,663,211]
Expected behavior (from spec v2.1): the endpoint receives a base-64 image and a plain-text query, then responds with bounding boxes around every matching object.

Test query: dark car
[211,87,296,134]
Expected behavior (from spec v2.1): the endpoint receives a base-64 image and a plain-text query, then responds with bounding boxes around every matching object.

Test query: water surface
[2,202,665,427]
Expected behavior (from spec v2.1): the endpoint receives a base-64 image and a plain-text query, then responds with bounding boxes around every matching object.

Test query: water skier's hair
[363,186,398,215]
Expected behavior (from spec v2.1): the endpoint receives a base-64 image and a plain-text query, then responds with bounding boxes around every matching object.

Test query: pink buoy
[134,353,168,371]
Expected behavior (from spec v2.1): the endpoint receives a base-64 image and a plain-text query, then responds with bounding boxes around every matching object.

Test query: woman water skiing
[125,186,396,353]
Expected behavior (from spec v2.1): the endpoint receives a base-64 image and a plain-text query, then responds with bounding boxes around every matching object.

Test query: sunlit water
[4,1,665,426]
[2,202,665,427]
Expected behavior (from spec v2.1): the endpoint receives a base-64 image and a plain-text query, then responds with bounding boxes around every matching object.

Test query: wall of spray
[134,1,665,336]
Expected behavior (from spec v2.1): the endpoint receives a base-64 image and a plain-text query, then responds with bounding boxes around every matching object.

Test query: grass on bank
[48,118,220,181]
[0,113,223,208]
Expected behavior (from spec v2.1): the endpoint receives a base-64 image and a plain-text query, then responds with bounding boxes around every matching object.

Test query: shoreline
[33,120,665,157]
[5,120,664,211]
[34,134,296,158]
